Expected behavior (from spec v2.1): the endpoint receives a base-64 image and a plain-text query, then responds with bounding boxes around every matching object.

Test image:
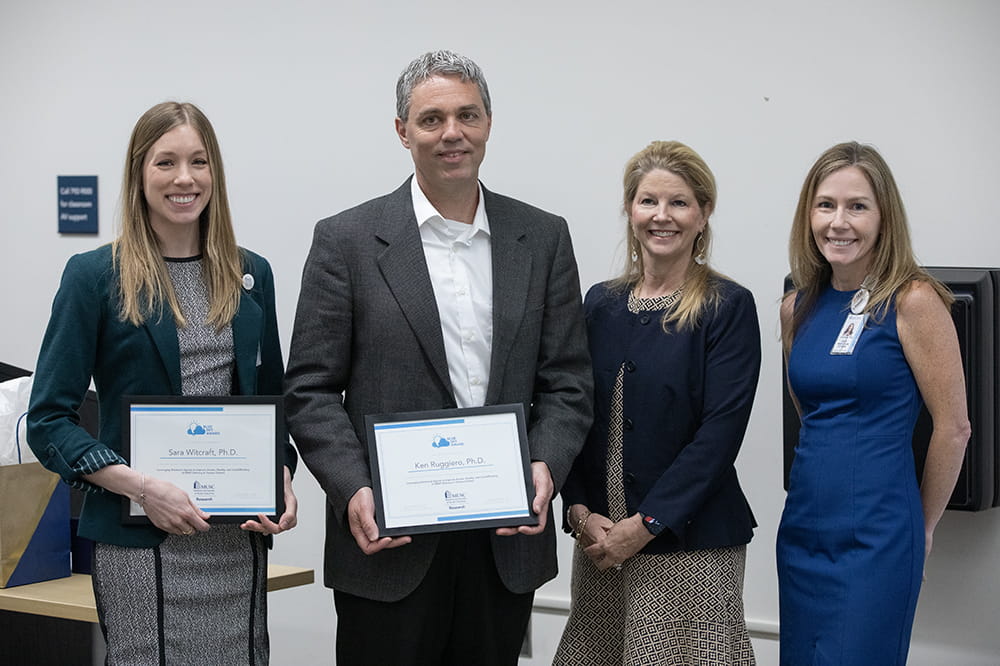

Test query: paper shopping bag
[0,461,71,588]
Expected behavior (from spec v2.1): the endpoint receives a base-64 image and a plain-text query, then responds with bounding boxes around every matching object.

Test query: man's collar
[410,176,490,236]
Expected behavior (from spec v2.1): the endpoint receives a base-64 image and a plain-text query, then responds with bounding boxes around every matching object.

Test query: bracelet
[138,472,146,507]
[573,509,591,541]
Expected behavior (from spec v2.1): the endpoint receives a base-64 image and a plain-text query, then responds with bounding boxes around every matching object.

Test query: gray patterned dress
[553,290,755,666]
[92,257,269,665]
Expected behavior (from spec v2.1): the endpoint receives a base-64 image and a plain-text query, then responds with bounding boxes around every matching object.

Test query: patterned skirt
[553,544,755,665]
[92,525,268,665]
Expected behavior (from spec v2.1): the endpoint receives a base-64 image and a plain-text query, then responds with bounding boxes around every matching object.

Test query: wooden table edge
[0,564,314,623]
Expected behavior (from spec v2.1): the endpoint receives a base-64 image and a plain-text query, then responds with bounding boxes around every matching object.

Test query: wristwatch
[638,511,665,536]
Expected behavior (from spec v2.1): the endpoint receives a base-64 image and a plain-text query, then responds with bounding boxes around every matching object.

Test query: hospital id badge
[830,313,868,355]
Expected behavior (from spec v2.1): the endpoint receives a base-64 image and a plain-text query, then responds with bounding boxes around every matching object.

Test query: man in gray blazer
[284,50,592,665]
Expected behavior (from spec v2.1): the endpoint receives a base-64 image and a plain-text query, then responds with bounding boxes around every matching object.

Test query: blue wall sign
[58,175,98,234]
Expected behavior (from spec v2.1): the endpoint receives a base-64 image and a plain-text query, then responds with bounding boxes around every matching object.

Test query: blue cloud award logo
[186,421,221,436]
[430,434,464,448]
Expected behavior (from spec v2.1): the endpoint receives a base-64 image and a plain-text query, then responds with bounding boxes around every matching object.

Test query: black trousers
[333,530,534,666]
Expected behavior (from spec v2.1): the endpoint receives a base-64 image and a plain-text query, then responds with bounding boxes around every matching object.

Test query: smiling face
[629,168,708,273]
[395,75,491,199]
[142,124,212,247]
[810,166,881,289]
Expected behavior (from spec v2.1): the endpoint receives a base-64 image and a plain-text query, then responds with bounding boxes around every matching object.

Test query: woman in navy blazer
[555,141,760,665]
[27,102,297,665]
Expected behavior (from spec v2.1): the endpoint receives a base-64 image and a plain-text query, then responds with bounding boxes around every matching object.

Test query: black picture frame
[365,403,538,536]
[121,395,285,524]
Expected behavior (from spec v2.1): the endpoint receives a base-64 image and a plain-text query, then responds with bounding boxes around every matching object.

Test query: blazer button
[623,417,633,431]
[639,314,651,325]
[624,360,636,372]
[624,472,636,485]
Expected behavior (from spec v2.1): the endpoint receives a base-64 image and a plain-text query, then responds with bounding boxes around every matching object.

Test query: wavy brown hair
[112,101,242,329]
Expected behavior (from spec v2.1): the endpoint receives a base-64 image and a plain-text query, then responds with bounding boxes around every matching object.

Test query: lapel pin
[242,274,255,291]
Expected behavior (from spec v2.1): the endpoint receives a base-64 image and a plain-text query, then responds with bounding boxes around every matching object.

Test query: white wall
[2,1,998,663]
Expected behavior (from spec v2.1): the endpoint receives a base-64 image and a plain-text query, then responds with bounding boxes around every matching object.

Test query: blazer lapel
[230,287,263,396]
[375,181,453,398]
[484,188,531,405]
[144,314,182,395]
[144,272,262,397]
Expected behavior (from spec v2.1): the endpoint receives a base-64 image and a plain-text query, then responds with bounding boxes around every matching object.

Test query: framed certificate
[365,404,538,536]
[121,396,285,524]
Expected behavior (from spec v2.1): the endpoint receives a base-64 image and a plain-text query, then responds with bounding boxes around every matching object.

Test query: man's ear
[395,117,410,149]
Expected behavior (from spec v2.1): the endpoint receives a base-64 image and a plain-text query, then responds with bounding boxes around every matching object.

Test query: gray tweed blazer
[284,178,593,602]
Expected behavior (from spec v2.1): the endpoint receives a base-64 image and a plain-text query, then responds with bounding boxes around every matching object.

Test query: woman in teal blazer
[27,102,297,665]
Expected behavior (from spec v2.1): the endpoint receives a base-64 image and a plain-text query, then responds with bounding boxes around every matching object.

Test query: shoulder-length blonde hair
[612,140,722,332]
[113,101,242,329]
[784,141,951,352]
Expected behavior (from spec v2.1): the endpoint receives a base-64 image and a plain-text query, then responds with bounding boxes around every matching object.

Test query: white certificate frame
[121,395,284,524]
[365,404,538,536]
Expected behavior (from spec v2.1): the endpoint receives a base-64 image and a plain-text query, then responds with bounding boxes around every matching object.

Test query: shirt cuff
[69,449,128,493]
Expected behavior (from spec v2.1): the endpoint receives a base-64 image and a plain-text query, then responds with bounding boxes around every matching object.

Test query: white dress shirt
[411,177,493,408]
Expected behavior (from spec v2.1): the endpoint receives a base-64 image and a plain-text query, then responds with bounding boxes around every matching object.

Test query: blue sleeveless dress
[777,285,925,665]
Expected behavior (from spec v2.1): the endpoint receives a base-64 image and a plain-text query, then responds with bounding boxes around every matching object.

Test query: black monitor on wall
[781,267,999,511]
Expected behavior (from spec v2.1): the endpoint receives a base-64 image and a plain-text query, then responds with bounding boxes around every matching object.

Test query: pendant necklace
[850,276,875,315]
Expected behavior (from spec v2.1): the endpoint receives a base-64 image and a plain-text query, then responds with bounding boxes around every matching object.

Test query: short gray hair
[395,50,492,121]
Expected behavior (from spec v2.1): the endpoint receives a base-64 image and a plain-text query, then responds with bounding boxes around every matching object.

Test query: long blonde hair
[112,101,242,329]
[613,140,722,331]
[784,141,952,352]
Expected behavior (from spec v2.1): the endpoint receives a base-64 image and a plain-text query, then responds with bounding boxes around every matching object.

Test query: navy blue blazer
[561,277,760,553]
[27,244,297,548]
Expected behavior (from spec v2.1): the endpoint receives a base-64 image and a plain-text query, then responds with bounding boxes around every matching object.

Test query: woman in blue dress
[777,142,970,664]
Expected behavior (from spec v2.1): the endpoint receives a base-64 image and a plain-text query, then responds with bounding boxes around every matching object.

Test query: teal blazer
[27,244,297,547]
